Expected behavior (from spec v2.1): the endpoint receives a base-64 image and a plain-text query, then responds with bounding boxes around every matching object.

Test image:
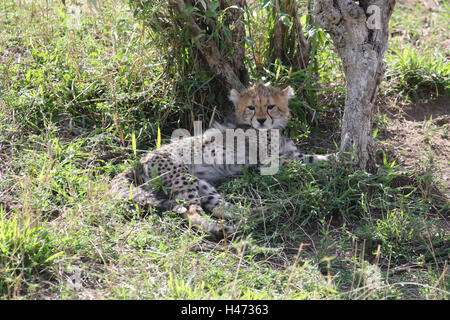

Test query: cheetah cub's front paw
[210,202,240,220]
[183,205,235,238]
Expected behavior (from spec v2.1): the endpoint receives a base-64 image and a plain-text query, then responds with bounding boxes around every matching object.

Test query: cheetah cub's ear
[283,86,295,100]
[229,89,240,107]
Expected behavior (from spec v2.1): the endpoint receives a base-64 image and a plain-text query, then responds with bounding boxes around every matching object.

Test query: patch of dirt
[295,107,342,154]
[402,95,450,122]
[398,0,441,12]
[380,95,450,193]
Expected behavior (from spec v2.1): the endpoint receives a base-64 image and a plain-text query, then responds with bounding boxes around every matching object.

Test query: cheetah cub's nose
[257,118,266,125]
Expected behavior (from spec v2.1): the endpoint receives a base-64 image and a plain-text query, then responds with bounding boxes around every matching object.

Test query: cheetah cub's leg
[110,167,165,207]
[168,173,234,237]
[180,204,234,238]
[198,179,238,220]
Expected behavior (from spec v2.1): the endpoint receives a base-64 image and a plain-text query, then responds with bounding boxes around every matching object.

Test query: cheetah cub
[110,84,334,238]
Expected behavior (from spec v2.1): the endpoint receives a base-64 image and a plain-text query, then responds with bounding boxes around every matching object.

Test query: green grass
[385,45,449,100]
[384,0,450,100]
[0,206,61,296]
[0,0,448,299]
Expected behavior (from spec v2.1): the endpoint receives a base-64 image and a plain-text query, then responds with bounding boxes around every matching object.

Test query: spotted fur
[110,84,335,238]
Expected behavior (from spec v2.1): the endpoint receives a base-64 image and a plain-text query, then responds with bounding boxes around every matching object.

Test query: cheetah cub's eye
[247,106,255,111]
[267,104,275,110]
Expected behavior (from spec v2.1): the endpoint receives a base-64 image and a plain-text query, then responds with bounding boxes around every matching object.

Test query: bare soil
[381,95,450,192]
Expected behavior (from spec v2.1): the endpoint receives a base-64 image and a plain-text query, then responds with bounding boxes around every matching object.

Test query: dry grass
[0,0,448,300]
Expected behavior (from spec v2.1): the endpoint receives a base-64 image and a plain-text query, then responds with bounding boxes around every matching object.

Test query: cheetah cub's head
[229,83,295,130]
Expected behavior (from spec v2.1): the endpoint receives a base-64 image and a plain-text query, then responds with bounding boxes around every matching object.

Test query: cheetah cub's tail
[297,152,337,164]
[283,139,337,164]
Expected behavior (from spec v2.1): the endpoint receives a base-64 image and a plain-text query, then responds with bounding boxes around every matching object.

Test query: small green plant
[150,164,169,195]
[0,207,61,297]
[385,46,449,99]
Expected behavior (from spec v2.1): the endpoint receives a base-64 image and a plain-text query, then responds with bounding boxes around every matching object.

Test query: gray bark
[313,0,395,171]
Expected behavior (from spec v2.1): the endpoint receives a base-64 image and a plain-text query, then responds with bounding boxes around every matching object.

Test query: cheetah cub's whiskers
[110,83,335,238]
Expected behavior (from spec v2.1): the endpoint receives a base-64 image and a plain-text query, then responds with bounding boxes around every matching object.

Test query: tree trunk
[220,0,248,85]
[172,0,246,93]
[313,0,395,171]
[270,0,310,70]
